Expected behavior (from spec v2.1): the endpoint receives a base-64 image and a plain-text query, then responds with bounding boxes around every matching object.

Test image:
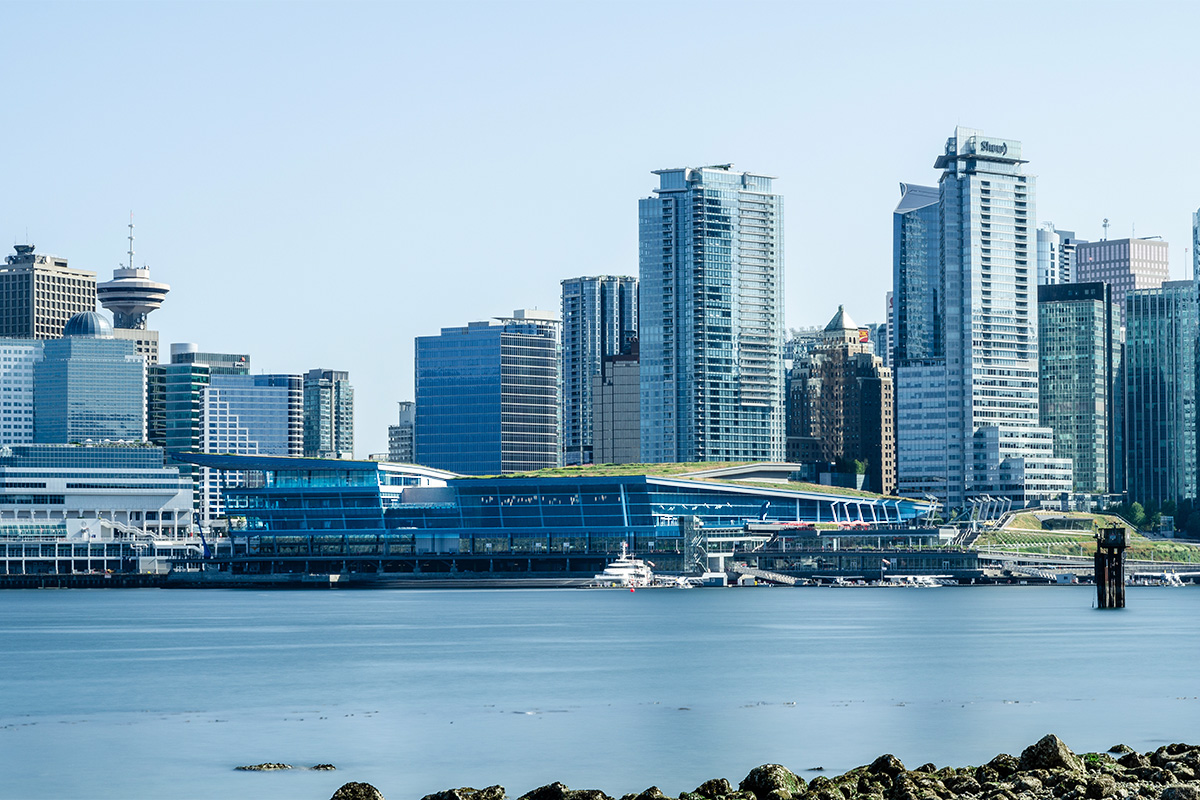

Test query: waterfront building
[786,306,895,495]
[560,275,637,465]
[1037,283,1123,495]
[0,245,97,340]
[415,310,560,475]
[180,454,939,576]
[0,443,193,539]
[388,401,415,463]
[1194,209,1200,280]
[897,128,1071,509]
[34,312,145,444]
[0,340,42,445]
[303,368,354,460]
[1036,224,1084,286]
[638,165,785,463]
[1075,237,1169,325]
[1125,281,1199,505]
[592,343,640,465]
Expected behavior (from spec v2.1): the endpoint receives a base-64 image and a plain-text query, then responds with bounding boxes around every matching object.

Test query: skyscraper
[415,310,560,475]
[560,275,637,465]
[0,340,42,445]
[1036,223,1084,286]
[892,183,941,365]
[388,401,415,463]
[897,128,1071,508]
[0,245,97,339]
[1075,237,1169,324]
[34,312,145,444]
[1037,283,1122,496]
[638,165,784,463]
[592,342,640,466]
[1125,281,1199,506]
[96,218,170,364]
[786,306,896,494]
[303,369,355,459]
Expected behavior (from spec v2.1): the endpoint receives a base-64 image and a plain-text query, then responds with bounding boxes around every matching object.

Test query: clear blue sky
[5,0,1199,455]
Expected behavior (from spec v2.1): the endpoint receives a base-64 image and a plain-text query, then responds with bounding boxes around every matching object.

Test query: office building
[1037,283,1122,496]
[638,165,784,463]
[34,312,145,444]
[593,344,640,465]
[0,443,193,539]
[415,310,560,475]
[891,183,941,365]
[786,307,895,495]
[897,128,1071,508]
[1036,223,1084,286]
[303,369,354,459]
[148,344,250,453]
[388,401,416,463]
[560,275,637,465]
[1075,237,1169,324]
[0,245,97,339]
[0,340,43,445]
[1125,281,1199,506]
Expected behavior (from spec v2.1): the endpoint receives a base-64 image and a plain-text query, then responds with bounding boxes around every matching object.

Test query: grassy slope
[978,512,1200,564]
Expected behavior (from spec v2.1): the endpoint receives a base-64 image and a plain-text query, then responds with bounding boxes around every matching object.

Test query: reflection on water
[2,586,1198,800]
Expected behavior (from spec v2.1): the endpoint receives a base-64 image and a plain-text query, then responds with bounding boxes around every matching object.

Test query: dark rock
[695,779,732,799]
[809,777,832,793]
[766,790,792,800]
[888,774,920,800]
[943,775,981,794]
[988,755,1019,779]
[916,764,937,775]
[679,793,705,800]
[816,790,842,800]
[1118,753,1149,770]
[726,792,755,800]
[975,767,1000,785]
[1168,745,1197,757]
[1108,745,1135,756]
[871,755,907,779]
[1013,776,1043,793]
[477,788,508,800]
[741,764,805,799]
[519,784,571,800]
[331,782,386,800]
[567,791,613,800]
[1019,735,1085,773]
[236,762,292,771]
[312,764,338,771]
[1162,787,1200,800]
[634,788,668,800]
[1085,775,1116,799]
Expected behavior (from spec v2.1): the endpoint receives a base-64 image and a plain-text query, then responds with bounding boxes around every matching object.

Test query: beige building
[0,245,96,339]
[787,306,896,495]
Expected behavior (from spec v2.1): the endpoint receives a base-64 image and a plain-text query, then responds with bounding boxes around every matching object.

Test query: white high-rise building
[638,165,784,463]
[0,341,42,445]
[1036,223,1084,285]
[898,128,1071,509]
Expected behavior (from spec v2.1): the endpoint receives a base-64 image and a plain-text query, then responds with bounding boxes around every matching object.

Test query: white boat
[591,542,654,587]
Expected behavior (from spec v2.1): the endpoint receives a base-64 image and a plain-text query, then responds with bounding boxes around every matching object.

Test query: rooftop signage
[963,136,1021,160]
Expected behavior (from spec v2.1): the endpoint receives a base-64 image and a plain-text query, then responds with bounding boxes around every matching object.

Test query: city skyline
[5,1,1200,455]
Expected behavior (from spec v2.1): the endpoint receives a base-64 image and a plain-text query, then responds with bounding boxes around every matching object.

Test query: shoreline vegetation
[319,735,1200,800]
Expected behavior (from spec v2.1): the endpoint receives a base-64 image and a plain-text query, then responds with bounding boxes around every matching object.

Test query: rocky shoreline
[322,735,1200,800]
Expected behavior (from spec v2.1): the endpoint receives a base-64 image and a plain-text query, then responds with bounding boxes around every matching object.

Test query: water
[2,586,1199,800]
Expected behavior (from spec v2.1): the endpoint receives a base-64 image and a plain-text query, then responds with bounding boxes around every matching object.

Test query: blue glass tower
[415,310,560,475]
[892,183,941,365]
[33,312,145,444]
[638,165,784,463]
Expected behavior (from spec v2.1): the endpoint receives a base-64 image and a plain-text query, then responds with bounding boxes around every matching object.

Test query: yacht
[591,542,654,587]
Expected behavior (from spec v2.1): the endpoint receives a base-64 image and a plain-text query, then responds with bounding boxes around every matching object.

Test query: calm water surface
[2,586,1198,800]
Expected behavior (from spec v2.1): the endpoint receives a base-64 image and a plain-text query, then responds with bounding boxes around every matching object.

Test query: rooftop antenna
[126,211,134,271]
[1102,218,1110,241]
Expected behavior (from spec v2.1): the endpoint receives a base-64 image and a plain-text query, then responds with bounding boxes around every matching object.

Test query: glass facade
[415,312,560,475]
[892,183,941,364]
[1037,283,1122,495]
[303,369,354,459]
[0,341,42,445]
[560,276,637,465]
[1036,224,1083,286]
[639,166,784,463]
[1075,238,1169,327]
[33,335,145,444]
[1125,281,1199,505]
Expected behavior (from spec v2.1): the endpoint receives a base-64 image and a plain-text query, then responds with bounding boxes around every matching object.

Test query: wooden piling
[1094,526,1128,608]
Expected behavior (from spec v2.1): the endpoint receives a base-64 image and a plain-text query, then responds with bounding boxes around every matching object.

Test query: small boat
[590,542,654,588]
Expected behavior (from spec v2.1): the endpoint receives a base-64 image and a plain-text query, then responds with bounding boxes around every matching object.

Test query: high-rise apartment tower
[638,165,784,463]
